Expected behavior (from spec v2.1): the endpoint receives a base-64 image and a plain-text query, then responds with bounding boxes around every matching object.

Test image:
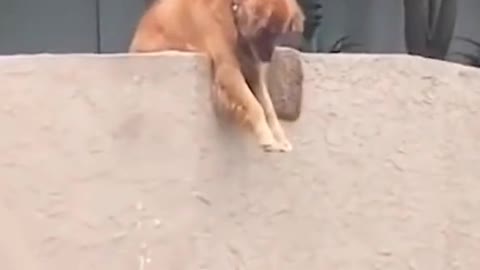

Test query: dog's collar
[232,0,240,12]
[231,0,243,39]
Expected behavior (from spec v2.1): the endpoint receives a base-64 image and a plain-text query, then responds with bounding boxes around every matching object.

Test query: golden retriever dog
[129,0,305,152]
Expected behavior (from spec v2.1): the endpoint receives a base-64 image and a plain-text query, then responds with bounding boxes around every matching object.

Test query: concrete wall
[1,51,480,269]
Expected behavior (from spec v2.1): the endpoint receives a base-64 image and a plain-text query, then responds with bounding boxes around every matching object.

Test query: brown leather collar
[231,0,240,12]
[231,0,240,24]
[231,0,243,39]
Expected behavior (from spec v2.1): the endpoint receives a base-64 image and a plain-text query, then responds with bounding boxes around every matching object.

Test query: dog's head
[233,0,305,40]
[232,0,304,61]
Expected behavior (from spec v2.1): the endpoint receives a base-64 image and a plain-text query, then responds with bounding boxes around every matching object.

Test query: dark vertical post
[95,0,102,53]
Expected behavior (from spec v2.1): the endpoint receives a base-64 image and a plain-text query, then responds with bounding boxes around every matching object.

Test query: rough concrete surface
[1,49,480,270]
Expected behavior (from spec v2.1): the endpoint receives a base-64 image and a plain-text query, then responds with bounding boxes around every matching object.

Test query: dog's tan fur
[129,0,304,152]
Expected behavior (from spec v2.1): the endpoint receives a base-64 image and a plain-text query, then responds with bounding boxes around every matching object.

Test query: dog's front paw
[276,137,292,152]
[260,139,292,153]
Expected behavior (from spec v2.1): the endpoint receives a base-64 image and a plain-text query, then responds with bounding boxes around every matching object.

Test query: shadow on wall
[278,0,480,68]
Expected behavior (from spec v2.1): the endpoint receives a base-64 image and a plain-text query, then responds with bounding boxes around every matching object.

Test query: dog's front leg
[252,61,292,152]
[247,35,293,152]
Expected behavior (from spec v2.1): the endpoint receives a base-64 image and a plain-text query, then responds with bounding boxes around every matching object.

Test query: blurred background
[0,0,479,68]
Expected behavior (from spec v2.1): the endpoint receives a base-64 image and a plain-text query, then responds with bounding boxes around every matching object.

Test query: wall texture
[1,51,480,270]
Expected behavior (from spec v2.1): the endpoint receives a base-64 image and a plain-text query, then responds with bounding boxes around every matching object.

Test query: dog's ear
[286,4,305,33]
[235,0,271,38]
